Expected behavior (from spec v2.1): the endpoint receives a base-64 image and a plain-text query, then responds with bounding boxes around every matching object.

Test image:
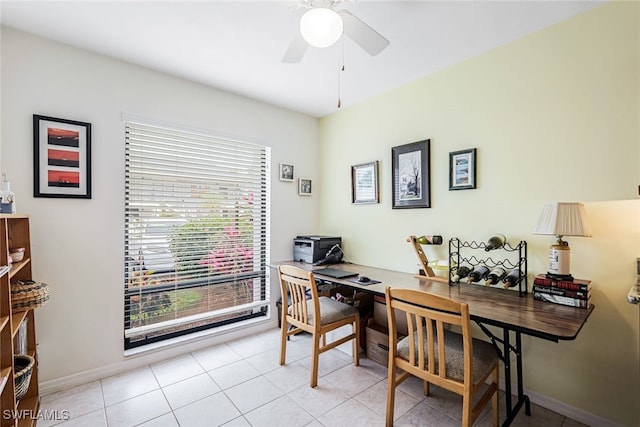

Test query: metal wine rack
[448,238,528,296]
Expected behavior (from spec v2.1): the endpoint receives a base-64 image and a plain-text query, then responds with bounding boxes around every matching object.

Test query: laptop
[313,267,358,279]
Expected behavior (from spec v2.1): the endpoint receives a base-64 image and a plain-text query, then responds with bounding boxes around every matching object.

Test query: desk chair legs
[311,333,321,387]
[279,316,360,388]
[278,263,360,388]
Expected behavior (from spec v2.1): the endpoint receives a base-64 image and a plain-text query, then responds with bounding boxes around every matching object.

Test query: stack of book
[532,274,591,309]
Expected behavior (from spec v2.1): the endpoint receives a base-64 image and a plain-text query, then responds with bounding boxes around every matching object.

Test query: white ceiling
[0,0,605,118]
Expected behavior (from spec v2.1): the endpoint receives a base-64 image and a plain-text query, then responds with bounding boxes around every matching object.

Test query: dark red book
[533,274,591,292]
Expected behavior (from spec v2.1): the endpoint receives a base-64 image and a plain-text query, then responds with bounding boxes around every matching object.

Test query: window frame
[123,119,271,350]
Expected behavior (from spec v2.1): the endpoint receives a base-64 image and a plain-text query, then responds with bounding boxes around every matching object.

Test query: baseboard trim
[40,318,277,396]
[499,379,621,427]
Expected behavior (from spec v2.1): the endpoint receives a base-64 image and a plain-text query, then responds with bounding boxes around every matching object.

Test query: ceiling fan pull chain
[338,37,345,108]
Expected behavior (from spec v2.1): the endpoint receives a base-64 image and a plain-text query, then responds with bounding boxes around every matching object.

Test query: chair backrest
[278,265,320,328]
[385,287,473,389]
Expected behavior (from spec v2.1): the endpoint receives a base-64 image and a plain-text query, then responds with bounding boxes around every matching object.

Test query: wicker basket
[14,354,35,401]
[11,280,50,311]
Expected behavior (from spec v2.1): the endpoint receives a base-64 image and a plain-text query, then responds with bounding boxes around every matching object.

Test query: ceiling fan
[282,0,390,63]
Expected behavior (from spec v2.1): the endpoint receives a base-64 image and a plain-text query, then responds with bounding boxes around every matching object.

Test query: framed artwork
[392,139,430,209]
[279,163,294,182]
[351,161,379,204]
[449,148,477,190]
[33,114,92,199]
[298,178,312,196]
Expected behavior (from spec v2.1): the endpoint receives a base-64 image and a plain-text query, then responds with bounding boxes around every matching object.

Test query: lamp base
[546,272,574,282]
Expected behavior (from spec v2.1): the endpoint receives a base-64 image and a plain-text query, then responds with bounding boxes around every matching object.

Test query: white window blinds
[124,120,270,349]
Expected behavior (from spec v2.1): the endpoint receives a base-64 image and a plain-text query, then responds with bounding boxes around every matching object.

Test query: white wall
[0,27,319,385]
[317,3,639,427]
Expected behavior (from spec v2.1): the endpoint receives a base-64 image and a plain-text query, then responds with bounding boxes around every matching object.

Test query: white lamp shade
[300,8,343,48]
[533,202,592,237]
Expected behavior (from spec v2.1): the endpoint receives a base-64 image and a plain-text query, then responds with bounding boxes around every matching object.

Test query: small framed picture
[298,178,312,196]
[351,161,379,204]
[392,139,430,209]
[279,163,294,182]
[33,114,92,199]
[449,148,477,190]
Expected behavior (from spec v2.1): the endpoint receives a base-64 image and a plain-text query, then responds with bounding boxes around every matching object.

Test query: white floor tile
[38,380,104,426]
[162,372,221,410]
[264,361,311,393]
[49,408,106,427]
[394,400,460,427]
[137,412,180,427]
[354,379,421,420]
[224,375,283,414]
[245,347,283,374]
[323,363,381,397]
[173,392,240,427]
[101,366,160,406]
[354,356,389,380]
[220,416,251,427]
[286,382,350,418]
[150,353,205,387]
[227,333,276,358]
[297,348,353,378]
[316,398,385,427]
[105,389,171,427]
[279,333,313,361]
[243,395,314,427]
[208,359,261,390]
[192,343,242,371]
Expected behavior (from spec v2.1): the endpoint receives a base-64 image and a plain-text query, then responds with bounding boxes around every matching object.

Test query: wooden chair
[278,265,360,387]
[385,287,499,427]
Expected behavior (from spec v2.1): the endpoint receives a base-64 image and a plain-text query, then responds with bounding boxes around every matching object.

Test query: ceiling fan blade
[339,9,389,56]
[282,31,308,63]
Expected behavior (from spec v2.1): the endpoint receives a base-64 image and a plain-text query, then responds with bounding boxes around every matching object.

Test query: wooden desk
[272,261,595,426]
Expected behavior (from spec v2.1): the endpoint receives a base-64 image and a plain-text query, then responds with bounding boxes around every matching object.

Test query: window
[124,120,270,349]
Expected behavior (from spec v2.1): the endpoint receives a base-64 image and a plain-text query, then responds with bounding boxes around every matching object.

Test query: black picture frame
[351,161,379,204]
[449,148,477,191]
[33,114,92,199]
[392,139,430,209]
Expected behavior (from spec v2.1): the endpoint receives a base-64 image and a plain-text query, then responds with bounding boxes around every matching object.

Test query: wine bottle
[484,266,507,286]
[484,234,506,252]
[502,269,524,288]
[467,264,490,283]
[451,264,473,283]
[415,235,443,245]
[0,173,16,214]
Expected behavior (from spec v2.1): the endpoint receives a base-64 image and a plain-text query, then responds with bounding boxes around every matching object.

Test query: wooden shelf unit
[0,215,39,427]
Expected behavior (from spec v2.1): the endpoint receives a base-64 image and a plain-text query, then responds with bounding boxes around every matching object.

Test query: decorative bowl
[9,248,24,263]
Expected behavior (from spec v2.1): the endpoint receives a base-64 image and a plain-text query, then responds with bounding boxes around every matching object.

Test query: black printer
[293,235,342,264]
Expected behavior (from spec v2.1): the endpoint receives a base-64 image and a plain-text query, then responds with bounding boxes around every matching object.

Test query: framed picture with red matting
[33,115,91,199]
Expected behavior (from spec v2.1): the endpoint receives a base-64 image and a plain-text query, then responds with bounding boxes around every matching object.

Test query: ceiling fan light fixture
[300,7,343,48]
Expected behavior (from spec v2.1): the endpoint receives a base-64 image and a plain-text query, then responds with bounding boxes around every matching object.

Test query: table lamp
[533,202,592,281]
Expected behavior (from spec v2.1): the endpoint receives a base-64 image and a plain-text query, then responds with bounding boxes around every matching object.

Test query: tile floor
[38,328,589,427]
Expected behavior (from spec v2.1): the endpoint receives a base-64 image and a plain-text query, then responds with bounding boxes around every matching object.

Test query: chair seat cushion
[396,327,498,384]
[289,296,358,325]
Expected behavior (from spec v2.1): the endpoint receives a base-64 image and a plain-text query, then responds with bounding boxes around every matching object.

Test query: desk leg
[501,329,531,426]
[475,322,531,426]
[515,332,532,416]
[503,329,513,421]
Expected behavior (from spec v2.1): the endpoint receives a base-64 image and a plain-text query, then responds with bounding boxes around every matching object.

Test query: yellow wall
[317,3,639,426]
